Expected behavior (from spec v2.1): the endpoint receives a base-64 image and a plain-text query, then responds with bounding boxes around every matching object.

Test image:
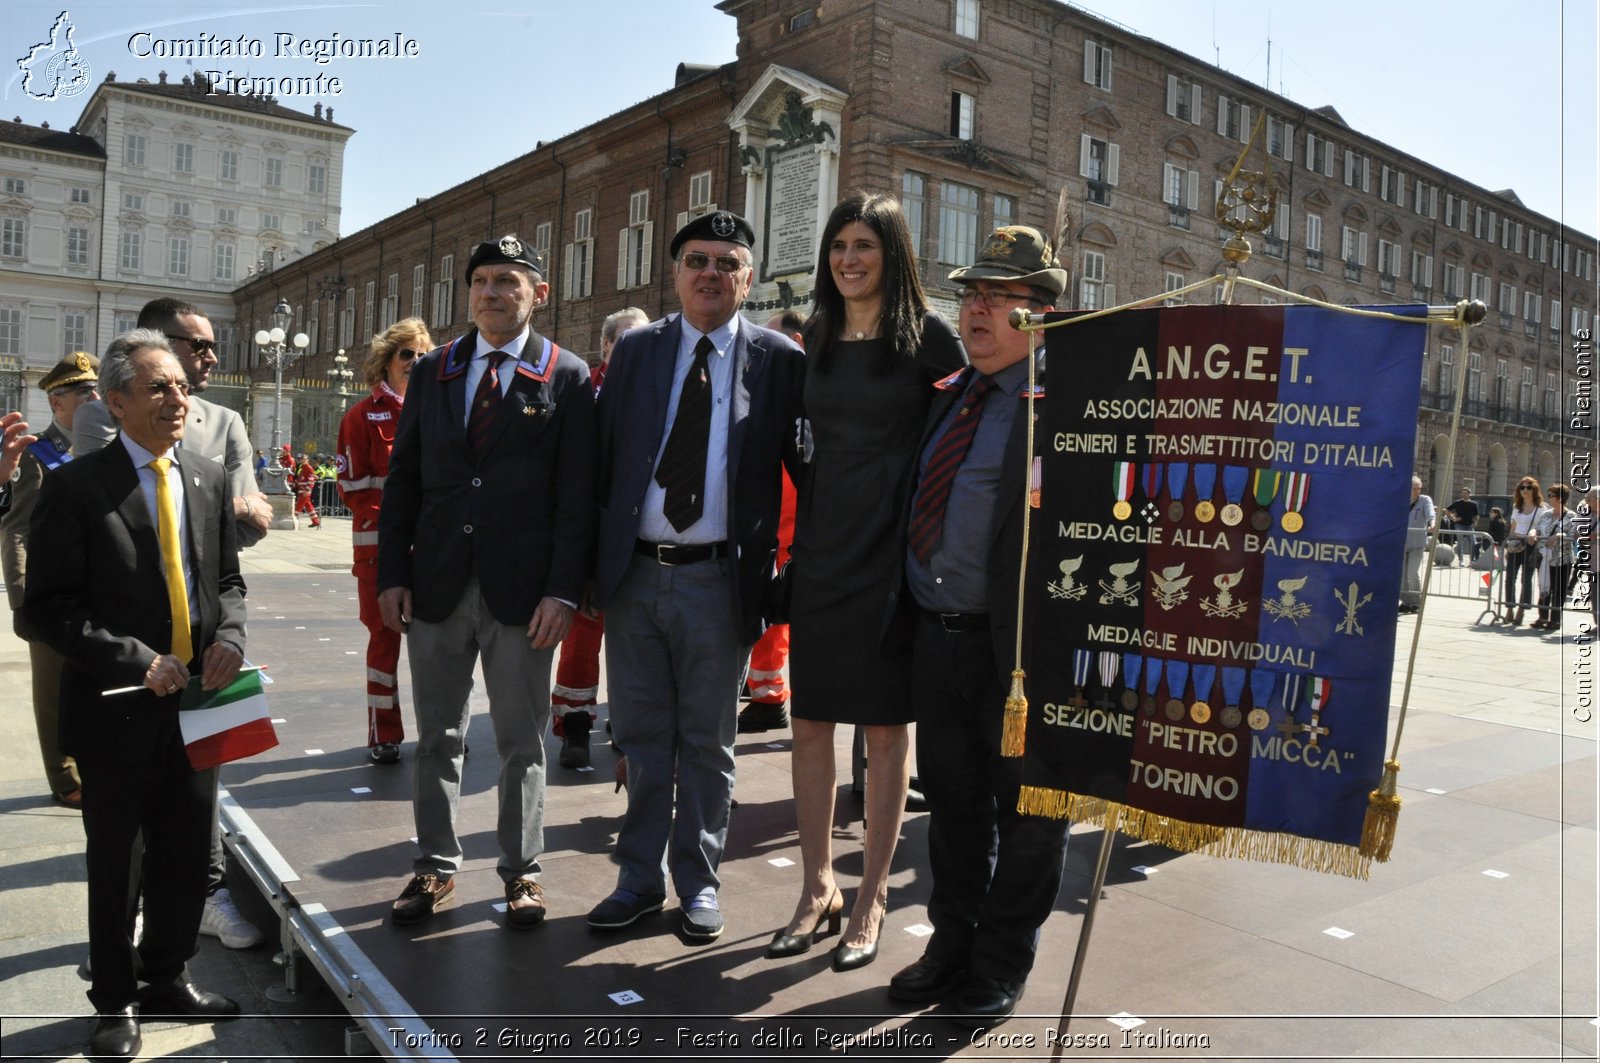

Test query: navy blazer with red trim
[377,328,596,626]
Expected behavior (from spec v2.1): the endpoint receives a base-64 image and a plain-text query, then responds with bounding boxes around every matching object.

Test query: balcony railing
[1344,261,1363,283]
[1378,273,1396,294]
[1304,248,1323,271]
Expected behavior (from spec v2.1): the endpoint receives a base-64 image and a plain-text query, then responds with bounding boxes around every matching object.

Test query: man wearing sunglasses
[75,299,271,551]
[587,211,805,942]
[71,298,271,954]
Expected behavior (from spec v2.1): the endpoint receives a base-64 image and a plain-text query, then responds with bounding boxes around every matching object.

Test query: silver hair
[601,306,649,345]
[99,329,176,417]
[1411,475,1423,489]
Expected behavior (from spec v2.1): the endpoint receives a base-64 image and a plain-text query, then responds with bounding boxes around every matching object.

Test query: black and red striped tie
[908,374,996,562]
[468,351,507,455]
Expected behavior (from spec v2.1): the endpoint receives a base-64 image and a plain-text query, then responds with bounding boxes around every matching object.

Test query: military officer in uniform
[2,352,99,808]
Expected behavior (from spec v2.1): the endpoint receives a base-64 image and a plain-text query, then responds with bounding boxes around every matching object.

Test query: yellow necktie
[149,457,194,664]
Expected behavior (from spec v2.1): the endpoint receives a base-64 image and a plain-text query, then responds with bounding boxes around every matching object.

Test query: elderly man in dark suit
[377,235,595,929]
[23,330,246,1061]
[75,298,270,950]
[586,211,805,941]
[888,226,1069,1030]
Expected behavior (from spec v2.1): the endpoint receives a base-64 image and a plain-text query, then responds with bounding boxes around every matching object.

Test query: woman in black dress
[768,193,966,969]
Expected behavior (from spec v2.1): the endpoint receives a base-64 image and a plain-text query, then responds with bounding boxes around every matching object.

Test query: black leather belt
[635,539,728,566]
[924,609,990,633]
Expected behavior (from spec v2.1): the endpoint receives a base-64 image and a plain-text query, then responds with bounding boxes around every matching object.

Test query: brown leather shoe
[505,877,546,929]
[53,789,82,810]
[391,873,454,925]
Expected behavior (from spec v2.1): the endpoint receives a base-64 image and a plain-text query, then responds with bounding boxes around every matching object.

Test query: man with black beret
[378,234,595,929]
[587,210,805,941]
[3,352,98,809]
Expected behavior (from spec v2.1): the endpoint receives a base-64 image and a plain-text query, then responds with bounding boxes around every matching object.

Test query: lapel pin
[192,475,201,487]
[522,403,537,416]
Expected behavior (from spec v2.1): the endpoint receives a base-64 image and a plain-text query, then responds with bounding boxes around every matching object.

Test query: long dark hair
[803,192,928,374]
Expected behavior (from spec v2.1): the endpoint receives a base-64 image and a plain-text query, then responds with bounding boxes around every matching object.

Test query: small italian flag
[178,669,278,771]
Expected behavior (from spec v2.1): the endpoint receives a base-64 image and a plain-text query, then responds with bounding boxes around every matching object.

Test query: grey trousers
[605,553,746,900]
[405,579,553,882]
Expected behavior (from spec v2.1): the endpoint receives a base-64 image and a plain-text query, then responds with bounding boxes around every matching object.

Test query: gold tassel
[1016,784,1070,819]
[1360,758,1402,861]
[1000,668,1028,757]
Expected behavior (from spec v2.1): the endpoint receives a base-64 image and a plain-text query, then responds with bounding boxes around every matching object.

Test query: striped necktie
[148,457,194,665]
[908,375,996,563]
[468,351,507,455]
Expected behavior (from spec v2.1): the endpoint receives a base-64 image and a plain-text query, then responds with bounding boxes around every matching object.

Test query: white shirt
[637,314,738,544]
[463,327,532,425]
[120,433,196,615]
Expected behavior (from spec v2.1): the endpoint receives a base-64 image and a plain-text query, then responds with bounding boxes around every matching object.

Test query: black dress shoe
[89,1006,140,1061]
[888,954,968,1003]
[936,976,1023,1029]
[141,979,241,1019]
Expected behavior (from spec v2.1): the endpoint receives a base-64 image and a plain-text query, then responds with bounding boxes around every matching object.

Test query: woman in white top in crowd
[1532,482,1578,630]
[1502,476,1548,626]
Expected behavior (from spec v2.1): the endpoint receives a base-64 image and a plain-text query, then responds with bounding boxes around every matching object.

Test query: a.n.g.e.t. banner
[1019,304,1427,878]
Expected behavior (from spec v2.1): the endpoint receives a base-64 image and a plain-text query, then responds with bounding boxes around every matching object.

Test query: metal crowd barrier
[1427,529,1501,614]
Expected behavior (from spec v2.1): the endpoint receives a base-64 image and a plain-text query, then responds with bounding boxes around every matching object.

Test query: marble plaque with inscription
[763,145,821,279]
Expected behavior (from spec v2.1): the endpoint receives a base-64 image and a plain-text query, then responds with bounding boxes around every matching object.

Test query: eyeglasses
[165,334,217,355]
[956,287,1043,309]
[396,348,420,362]
[139,380,191,399]
[680,251,747,275]
[1519,485,1536,491]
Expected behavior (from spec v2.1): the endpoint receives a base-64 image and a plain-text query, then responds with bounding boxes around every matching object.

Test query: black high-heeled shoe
[831,932,880,972]
[766,889,843,958]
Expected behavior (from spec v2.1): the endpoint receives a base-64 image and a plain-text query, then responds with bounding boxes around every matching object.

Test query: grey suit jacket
[75,396,264,548]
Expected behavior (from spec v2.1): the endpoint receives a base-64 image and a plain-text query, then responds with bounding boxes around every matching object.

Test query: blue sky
[4,1,1595,240]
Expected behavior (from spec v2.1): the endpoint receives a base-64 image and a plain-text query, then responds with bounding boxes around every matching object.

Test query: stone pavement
[0,517,1594,1061]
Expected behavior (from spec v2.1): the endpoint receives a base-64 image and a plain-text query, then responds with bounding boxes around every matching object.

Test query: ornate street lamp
[255,298,309,490]
[328,347,354,414]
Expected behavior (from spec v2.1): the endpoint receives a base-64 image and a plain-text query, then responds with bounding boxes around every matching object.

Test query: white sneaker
[200,887,264,949]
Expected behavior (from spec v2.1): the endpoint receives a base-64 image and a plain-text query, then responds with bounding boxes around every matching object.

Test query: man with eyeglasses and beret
[888,226,1071,1029]
[3,352,99,810]
[586,210,805,942]
[377,235,595,930]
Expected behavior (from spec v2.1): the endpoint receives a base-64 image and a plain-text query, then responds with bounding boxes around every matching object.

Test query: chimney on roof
[158,71,167,84]
[41,121,49,129]
[104,71,115,82]
[313,102,323,119]
[326,107,334,122]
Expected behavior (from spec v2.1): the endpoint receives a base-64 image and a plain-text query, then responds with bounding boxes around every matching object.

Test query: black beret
[464,234,545,284]
[669,210,756,259]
